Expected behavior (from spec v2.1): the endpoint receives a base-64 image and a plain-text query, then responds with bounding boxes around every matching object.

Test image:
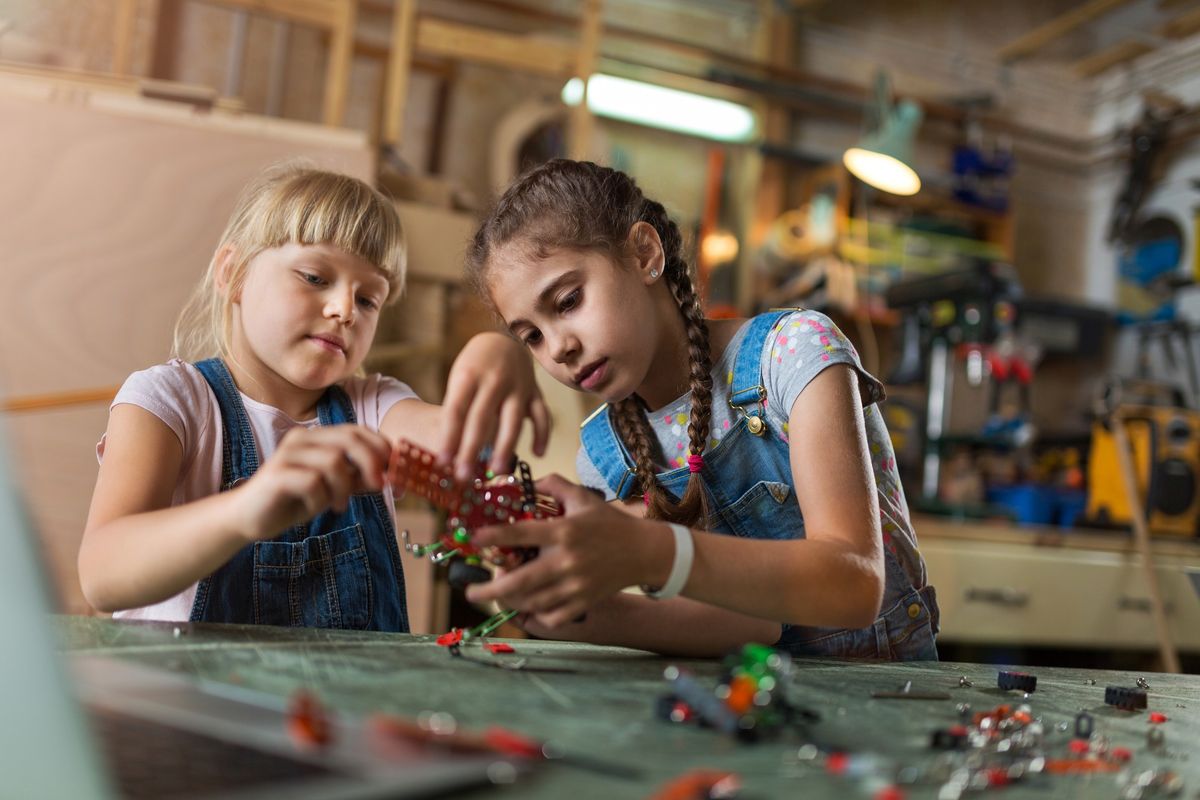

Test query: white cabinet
[917,515,1200,652]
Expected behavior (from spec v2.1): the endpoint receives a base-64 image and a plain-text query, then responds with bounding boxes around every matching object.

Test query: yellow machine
[1086,404,1200,537]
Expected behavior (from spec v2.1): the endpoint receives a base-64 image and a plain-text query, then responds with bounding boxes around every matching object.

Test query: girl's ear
[629,221,665,284]
[213,246,239,301]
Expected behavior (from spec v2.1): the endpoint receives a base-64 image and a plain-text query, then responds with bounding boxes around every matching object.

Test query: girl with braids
[464,159,938,660]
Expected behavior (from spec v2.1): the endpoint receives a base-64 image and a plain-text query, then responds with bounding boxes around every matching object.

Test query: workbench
[57,617,1200,799]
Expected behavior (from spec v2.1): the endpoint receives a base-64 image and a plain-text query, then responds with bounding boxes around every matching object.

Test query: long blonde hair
[172,163,406,362]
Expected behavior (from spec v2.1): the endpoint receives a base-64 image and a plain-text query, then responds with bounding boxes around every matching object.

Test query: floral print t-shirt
[576,309,927,592]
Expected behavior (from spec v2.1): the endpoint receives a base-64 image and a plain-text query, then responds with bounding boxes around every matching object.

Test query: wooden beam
[321,0,356,126]
[112,0,140,75]
[1072,5,1200,78]
[195,0,341,29]
[567,0,602,161]
[415,17,577,77]
[1073,39,1155,76]
[1159,5,1200,37]
[998,0,1138,62]
[383,0,416,147]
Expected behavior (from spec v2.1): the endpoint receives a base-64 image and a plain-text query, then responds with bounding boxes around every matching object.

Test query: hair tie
[686,454,704,473]
[643,492,651,506]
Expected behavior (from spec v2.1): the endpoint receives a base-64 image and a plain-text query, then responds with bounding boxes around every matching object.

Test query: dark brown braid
[467,159,714,528]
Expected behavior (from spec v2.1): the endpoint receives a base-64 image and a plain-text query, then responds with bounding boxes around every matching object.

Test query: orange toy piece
[286,690,334,750]
[647,770,742,800]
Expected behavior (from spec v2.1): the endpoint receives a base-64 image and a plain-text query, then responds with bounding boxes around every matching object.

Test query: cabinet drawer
[921,538,1200,651]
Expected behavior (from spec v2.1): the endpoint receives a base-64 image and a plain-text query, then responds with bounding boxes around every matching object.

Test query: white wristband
[644,523,694,600]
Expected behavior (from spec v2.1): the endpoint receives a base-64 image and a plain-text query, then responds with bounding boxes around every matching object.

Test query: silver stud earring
[649,269,660,279]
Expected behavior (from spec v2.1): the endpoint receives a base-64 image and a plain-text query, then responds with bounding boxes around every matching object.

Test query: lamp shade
[844,98,923,196]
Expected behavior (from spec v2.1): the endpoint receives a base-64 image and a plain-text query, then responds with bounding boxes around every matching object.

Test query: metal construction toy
[656,644,817,743]
[388,438,562,588]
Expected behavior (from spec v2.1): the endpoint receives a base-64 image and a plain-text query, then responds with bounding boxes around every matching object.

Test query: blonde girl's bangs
[239,170,407,300]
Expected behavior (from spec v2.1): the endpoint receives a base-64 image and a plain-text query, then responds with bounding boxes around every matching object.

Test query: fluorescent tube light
[562,75,756,143]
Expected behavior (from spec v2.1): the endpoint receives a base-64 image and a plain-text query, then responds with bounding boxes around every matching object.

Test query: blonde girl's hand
[232,424,391,541]
[464,475,649,628]
[437,332,551,481]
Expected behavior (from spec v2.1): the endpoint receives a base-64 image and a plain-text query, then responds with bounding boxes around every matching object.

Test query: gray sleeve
[575,446,617,501]
[761,310,886,434]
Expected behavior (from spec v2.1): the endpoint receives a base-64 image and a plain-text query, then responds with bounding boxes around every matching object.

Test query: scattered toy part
[285,690,334,750]
[997,670,1037,693]
[1105,686,1150,711]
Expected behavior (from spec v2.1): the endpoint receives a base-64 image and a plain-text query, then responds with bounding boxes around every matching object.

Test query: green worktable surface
[57,616,1199,799]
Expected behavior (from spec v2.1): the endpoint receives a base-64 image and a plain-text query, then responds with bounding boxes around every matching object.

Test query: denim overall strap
[189,358,261,621]
[193,358,259,489]
[187,360,409,631]
[728,310,794,427]
[579,404,641,500]
[312,381,411,632]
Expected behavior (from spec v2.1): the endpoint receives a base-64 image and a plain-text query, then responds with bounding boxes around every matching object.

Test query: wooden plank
[1113,415,1182,672]
[196,0,340,30]
[321,0,356,126]
[1073,39,1155,76]
[392,201,477,282]
[567,0,602,161]
[415,17,576,77]
[998,0,1139,61]
[0,80,372,398]
[383,0,417,147]
[1075,6,1200,77]
[1,388,118,414]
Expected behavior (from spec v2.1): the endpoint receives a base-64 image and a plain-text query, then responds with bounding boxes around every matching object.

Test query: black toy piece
[1104,686,1148,711]
[930,726,969,750]
[447,560,492,589]
[997,670,1037,693]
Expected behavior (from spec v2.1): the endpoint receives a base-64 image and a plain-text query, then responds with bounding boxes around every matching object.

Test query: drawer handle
[964,587,1029,608]
[1117,596,1174,615]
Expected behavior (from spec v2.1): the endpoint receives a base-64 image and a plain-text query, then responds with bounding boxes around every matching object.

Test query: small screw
[958,676,974,688]
[1085,679,1097,686]
[1136,677,1150,690]
[173,626,183,638]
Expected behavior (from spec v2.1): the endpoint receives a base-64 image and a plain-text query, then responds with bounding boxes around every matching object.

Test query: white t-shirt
[97,359,418,622]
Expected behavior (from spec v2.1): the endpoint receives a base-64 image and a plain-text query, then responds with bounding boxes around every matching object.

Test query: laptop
[0,422,512,799]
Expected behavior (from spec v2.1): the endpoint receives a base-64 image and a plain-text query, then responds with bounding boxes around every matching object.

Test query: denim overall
[581,312,938,660]
[188,359,409,631]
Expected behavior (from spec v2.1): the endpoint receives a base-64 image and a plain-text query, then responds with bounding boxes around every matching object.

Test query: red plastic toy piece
[824,752,849,776]
[436,628,464,647]
[1149,711,1168,724]
[482,726,543,759]
[484,642,516,654]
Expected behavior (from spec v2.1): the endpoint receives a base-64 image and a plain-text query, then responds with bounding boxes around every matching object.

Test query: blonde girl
[79,164,548,629]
